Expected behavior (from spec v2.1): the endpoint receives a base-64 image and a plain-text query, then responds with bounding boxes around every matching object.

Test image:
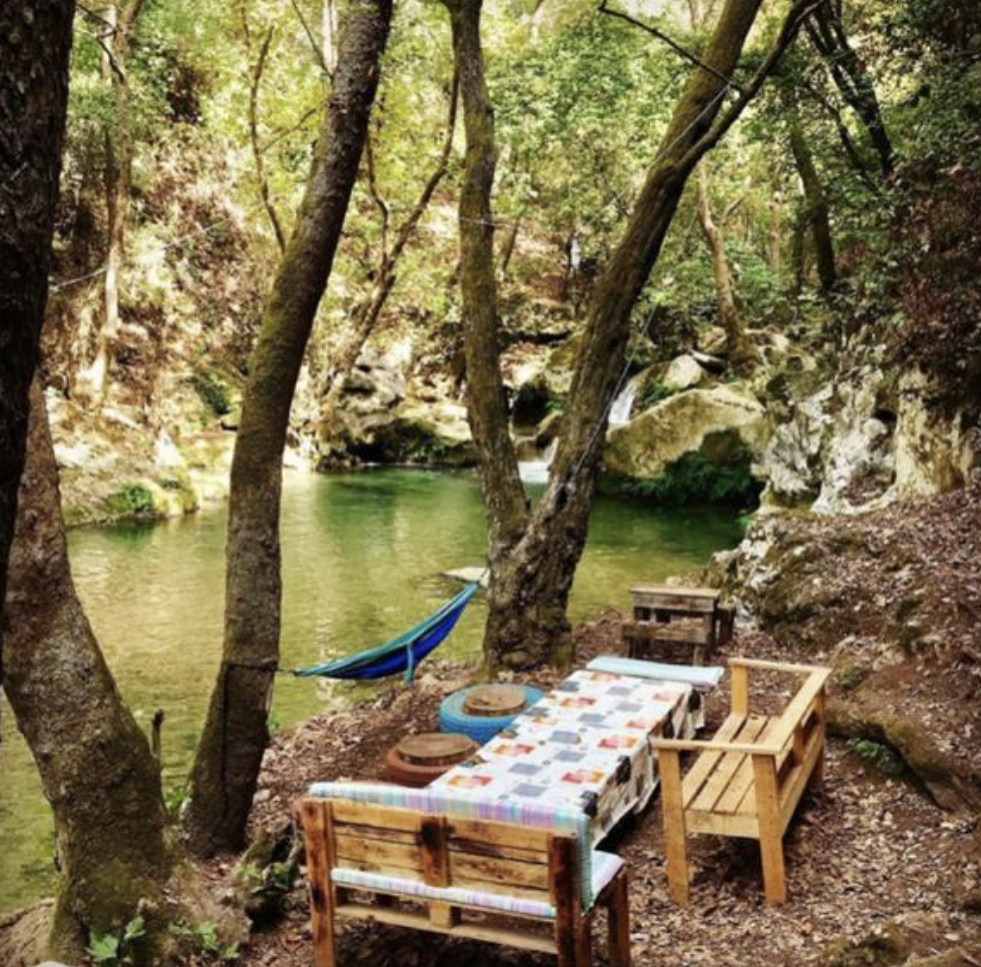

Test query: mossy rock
[818,922,912,967]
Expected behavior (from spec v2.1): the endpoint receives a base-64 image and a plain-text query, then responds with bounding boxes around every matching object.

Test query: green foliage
[88,916,146,967]
[614,449,759,507]
[639,380,673,411]
[105,483,157,519]
[169,920,240,962]
[191,369,232,416]
[848,738,906,778]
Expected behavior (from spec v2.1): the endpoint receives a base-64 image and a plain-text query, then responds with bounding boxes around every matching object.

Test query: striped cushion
[308,781,594,908]
[330,850,623,918]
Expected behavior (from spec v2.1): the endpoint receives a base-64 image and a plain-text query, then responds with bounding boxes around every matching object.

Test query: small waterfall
[518,438,558,484]
[609,374,642,426]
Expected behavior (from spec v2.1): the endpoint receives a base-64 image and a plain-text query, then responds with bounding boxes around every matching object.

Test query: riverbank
[234,487,981,967]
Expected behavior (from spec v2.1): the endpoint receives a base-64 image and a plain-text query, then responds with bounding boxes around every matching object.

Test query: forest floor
[235,486,981,967]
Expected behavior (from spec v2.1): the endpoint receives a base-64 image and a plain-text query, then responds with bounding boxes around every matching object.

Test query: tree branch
[680,0,830,171]
[598,0,744,91]
[288,0,332,79]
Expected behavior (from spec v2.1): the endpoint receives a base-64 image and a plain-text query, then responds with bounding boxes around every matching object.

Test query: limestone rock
[661,354,708,392]
[604,385,767,481]
[697,325,727,356]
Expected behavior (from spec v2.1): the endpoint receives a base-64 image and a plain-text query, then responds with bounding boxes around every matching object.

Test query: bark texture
[445,0,787,669]
[695,162,760,374]
[186,0,392,857]
[3,384,172,962]
[442,0,530,560]
[789,114,837,294]
[0,0,75,723]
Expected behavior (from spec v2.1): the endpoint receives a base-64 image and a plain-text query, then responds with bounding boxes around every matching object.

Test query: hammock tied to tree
[290,583,480,684]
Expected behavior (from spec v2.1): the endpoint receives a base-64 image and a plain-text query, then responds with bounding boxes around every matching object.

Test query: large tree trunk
[445,0,786,670]
[0,0,75,753]
[82,0,148,400]
[788,114,837,294]
[695,162,760,374]
[440,0,529,564]
[3,384,172,963]
[185,0,393,858]
[806,1,893,178]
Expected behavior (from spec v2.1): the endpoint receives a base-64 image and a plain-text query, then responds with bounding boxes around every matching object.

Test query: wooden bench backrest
[310,798,579,908]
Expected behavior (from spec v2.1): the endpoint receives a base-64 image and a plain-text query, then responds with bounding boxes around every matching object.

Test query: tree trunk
[695,162,760,374]
[445,0,780,670]
[0,0,75,754]
[185,0,393,858]
[788,114,837,294]
[82,0,148,399]
[3,383,172,962]
[248,25,286,252]
[806,1,893,178]
[498,216,521,280]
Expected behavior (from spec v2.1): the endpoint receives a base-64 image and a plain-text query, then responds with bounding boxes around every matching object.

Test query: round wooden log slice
[462,684,528,718]
[397,732,476,767]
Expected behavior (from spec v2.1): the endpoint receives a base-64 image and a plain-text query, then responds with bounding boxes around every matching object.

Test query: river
[0,468,743,912]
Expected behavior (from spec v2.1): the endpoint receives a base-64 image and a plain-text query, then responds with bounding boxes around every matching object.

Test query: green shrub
[105,483,157,518]
[640,379,673,410]
[848,738,906,777]
[615,448,760,506]
[191,369,232,416]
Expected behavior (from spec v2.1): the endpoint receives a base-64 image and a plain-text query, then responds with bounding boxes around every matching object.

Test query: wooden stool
[383,732,477,787]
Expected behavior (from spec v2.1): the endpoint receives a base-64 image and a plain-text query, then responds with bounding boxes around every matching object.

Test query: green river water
[0,468,742,912]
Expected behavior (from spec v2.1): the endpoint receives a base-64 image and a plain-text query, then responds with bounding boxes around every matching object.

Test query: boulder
[697,325,727,356]
[339,400,476,467]
[604,385,768,482]
[661,353,708,392]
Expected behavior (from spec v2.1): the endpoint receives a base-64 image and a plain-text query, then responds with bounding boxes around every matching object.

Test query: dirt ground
[238,619,981,967]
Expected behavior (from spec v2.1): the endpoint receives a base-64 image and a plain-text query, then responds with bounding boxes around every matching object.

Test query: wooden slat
[727,657,828,674]
[684,809,759,838]
[715,717,782,815]
[630,622,712,645]
[659,748,690,906]
[606,871,631,967]
[630,587,719,613]
[335,902,558,952]
[421,816,449,887]
[677,713,745,806]
[767,669,831,753]
[329,800,422,833]
[448,836,549,865]
[447,816,552,852]
[549,835,582,966]
[451,853,550,892]
[778,722,825,835]
[689,717,769,812]
[730,664,749,717]
[335,834,422,874]
[300,799,337,967]
[752,754,787,905]
[333,822,419,846]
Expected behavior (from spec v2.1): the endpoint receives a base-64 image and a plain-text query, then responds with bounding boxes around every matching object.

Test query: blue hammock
[291,583,480,683]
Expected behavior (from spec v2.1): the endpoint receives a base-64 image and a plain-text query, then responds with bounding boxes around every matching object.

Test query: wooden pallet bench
[298,792,631,967]
[623,585,735,664]
[652,657,831,905]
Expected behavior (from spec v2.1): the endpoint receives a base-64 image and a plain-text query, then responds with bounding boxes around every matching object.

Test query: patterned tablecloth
[430,669,700,845]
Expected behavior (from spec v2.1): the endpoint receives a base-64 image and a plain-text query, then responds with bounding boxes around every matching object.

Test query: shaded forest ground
[231,488,981,967]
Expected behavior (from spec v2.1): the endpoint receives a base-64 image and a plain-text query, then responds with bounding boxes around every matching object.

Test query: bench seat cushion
[587,655,724,691]
[331,850,624,919]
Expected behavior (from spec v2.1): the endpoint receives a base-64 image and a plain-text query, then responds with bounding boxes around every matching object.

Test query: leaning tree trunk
[806,0,893,178]
[695,162,760,375]
[4,383,172,963]
[789,114,837,294]
[446,0,813,670]
[0,0,75,752]
[186,0,393,858]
